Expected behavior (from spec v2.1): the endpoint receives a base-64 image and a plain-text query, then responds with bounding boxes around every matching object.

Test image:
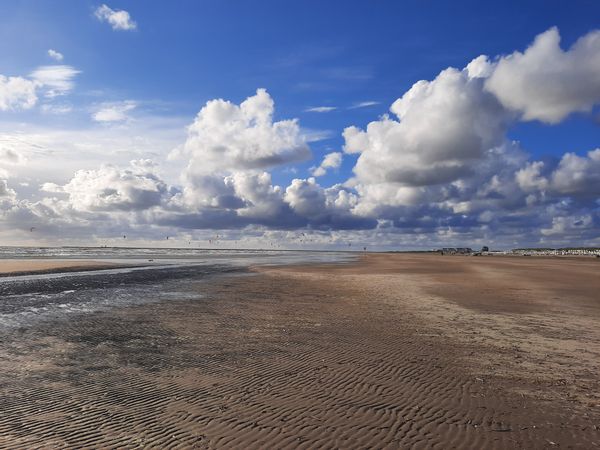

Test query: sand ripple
[0,255,598,448]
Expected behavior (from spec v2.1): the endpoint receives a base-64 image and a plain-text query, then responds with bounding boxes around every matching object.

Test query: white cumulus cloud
[1,64,79,111]
[516,148,600,199]
[515,161,549,192]
[541,214,593,236]
[52,160,171,212]
[225,171,289,221]
[485,27,600,124]
[47,49,64,62]
[284,178,372,229]
[95,4,137,31]
[180,88,310,178]
[0,75,38,110]
[344,66,508,188]
[176,89,311,221]
[311,151,342,177]
[550,148,600,197]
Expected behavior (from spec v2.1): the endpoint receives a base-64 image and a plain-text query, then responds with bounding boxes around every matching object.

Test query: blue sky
[0,1,599,249]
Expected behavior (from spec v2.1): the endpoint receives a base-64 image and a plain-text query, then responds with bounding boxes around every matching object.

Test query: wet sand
[0,253,599,448]
[0,259,123,276]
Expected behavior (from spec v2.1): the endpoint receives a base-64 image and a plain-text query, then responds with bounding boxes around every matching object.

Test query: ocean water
[0,247,355,329]
[0,246,354,265]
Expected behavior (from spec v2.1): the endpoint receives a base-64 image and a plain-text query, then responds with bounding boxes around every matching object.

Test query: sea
[0,246,354,329]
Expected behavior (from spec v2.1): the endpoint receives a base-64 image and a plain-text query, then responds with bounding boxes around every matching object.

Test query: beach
[0,259,124,276]
[0,253,598,448]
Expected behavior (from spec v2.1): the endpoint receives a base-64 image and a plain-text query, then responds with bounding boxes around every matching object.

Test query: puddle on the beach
[0,274,206,329]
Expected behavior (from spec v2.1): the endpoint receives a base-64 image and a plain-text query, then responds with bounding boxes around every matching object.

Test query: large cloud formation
[175,89,311,213]
[160,89,370,231]
[181,89,310,174]
[338,27,600,244]
[344,66,509,188]
[2,27,600,248]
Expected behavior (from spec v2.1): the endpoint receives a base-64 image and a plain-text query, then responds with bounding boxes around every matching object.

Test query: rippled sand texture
[0,254,599,448]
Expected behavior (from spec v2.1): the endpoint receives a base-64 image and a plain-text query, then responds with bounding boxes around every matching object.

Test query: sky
[0,0,599,250]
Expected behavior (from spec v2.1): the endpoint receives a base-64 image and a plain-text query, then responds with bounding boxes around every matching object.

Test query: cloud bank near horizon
[1,27,599,248]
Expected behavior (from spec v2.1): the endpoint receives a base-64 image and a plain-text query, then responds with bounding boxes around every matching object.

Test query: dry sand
[0,253,598,448]
[0,259,122,276]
